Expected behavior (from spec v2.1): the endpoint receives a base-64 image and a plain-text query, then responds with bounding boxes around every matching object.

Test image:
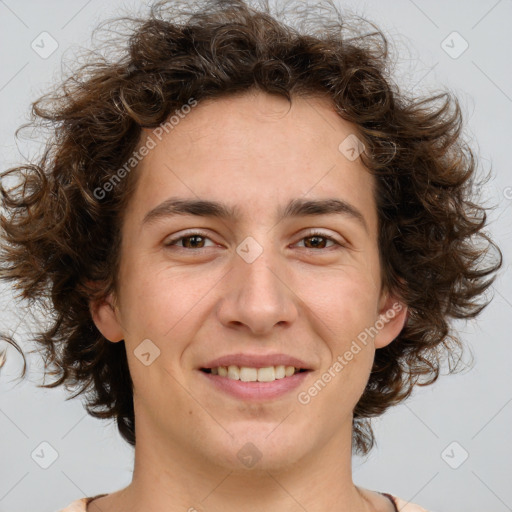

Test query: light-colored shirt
[58,492,430,511]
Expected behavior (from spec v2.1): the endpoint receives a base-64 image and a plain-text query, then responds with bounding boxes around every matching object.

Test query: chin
[206,426,310,472]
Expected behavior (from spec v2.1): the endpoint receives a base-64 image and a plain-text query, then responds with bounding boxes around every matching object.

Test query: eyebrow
[142,197,369,233]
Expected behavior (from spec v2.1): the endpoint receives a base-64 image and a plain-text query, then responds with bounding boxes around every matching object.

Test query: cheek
[309,269,379,337]
[306,273,378,383]
[117,257,176,329]
[117,261,219,360]
[312,279,377,403]
[118,275,168,336]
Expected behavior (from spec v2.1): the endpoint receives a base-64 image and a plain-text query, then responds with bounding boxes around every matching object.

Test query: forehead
[127,90,377,235]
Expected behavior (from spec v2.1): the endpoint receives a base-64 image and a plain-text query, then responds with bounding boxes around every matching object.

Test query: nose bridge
[217,233,298,334]
[238,237,281,296]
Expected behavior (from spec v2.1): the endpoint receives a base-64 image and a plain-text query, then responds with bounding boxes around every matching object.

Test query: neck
[105,413,373,512]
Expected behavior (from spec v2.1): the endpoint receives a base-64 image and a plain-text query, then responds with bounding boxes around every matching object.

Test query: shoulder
[57,498,87,512]
[393,495,430,511]
[58,493,108,512]
[362,487,430,512]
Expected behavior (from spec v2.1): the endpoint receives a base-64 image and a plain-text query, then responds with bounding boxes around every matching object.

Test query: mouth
[198,364,312,401]
[200,365,310,382]
[197,366,313,403]
[197,353,314,400]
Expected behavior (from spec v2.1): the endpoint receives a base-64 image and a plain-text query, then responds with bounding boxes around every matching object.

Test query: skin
[90,89,408,512]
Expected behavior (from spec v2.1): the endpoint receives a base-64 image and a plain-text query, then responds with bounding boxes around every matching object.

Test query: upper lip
[201,353,312,370]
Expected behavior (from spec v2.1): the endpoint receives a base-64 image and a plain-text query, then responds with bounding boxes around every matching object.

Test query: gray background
[0,1,511,511]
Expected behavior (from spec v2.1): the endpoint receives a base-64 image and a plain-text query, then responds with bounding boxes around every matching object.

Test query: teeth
[209,365,300,382]
[275,365,286,379]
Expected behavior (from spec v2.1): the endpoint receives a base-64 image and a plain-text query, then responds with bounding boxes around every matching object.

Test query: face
[92,89,407,472]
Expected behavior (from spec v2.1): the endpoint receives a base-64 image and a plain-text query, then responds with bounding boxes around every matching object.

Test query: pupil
[307,236,325,249]
[184,235,204,248]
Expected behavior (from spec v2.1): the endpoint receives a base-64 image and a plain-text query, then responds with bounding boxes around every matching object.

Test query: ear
[373,288,408,349]
[89,293,124,343]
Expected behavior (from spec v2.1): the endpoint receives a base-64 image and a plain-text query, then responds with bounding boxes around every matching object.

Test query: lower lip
[198,370,311,400]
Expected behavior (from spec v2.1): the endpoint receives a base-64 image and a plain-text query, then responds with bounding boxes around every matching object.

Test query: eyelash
[164,230,346,251]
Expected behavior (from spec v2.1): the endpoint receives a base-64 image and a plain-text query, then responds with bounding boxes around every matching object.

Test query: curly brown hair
[0,0,503,455]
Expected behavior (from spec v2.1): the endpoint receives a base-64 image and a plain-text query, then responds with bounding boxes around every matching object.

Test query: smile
[198,366,312,400]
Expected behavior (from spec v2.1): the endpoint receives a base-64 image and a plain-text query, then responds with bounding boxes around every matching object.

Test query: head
[0,0,502,460]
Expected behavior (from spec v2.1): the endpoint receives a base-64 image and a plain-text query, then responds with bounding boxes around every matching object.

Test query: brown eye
[296,231,343,250]
[179,235,207,249]
[164,231,215,249]
[303,235,330,249]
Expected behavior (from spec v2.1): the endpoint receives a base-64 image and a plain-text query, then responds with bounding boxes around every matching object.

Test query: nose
[215,240,299,336]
